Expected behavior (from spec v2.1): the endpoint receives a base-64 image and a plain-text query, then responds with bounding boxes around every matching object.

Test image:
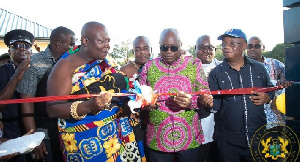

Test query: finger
[42,142,48,154]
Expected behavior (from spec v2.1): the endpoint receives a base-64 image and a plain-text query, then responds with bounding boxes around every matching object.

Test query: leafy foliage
[187,45,196,57]
[263,43,293,63]
[110,39,133,65]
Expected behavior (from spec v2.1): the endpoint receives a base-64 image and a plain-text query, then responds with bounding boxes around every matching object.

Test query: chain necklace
[130,61,140,70]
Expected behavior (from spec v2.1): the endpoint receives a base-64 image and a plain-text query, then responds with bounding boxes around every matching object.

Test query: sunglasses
[160,45,179,52]
[247,44,261,49]
[196,45,216,51]
[10,43,31,49]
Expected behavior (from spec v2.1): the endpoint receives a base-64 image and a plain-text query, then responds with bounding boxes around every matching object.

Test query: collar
[222,56,254,70]
[160,56,183,66]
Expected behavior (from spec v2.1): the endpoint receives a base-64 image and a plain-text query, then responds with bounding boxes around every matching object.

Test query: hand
[144,103,160,111]
[24,129,34,136]
[31,141,48,160]
[174,91,192,108]
[277,80,292,88]
[0,153,17,160]
[12,58,30,82]
[90,91,113,111]
[249,91,270,106]
[0,121,4,133]
[198,94,213,108]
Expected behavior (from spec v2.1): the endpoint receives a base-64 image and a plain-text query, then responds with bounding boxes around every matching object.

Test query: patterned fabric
[127,69,146,162]
[262,57,285,128]
[61,45,118,68]
[139,56,209,152]
[59,59,141,162]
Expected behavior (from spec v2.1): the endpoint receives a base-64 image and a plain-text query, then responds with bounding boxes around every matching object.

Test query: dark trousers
[217,139,253,162]
[198,141,219,162]
[148,147,199,162]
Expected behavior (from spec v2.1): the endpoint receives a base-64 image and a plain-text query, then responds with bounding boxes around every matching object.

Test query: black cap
[4,29,34,47]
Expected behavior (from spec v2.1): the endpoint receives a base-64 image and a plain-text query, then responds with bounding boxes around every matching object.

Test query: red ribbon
[0,86,282,105]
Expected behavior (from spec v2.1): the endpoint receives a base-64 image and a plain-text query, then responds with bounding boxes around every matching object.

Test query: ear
[56,41,62,49]
[8,49,12,56]
[150,47,152,53]
[81,37,89,47]
[262,44,265,51]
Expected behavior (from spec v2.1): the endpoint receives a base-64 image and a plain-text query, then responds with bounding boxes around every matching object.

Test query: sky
[1,0,286,54]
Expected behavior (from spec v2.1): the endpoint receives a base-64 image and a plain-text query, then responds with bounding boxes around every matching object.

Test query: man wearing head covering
[208,29,274,161]
[0,29,33,161]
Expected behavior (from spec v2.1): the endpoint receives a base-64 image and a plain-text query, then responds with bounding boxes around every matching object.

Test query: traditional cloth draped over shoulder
[58,47,141,162]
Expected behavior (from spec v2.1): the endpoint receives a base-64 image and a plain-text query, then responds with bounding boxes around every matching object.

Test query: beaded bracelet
[70,101,86,120]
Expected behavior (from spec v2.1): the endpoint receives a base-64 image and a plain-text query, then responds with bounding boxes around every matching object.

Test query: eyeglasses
[196,45,216,51]
[10,43,31,49]
[134,47,150,53]
[221,42,243,48]
[160,45,179,52]
[247,44,261,49]
[96,39,110,45]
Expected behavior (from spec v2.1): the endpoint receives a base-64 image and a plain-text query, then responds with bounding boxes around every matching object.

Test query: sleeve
[208,68,222,112]
[16,64,39,96]
[139,61,151,86]
[193,58,209,109]
[263,66,275,101]
[276,59,285,81]
[0,66,10,92]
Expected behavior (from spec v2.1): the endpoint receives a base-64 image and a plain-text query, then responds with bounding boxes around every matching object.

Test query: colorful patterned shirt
[263,57,285,128]
[139,56,209,152]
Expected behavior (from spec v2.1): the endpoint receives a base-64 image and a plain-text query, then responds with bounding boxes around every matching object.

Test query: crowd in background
[0,23,291,162]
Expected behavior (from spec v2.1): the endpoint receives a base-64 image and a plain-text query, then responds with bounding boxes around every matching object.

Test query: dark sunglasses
[10,43,31,49]
[196,45,216,51]
[247,44,261,49]
[160,45,179,52]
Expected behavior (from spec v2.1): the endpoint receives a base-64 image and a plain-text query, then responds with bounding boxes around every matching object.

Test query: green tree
[110,39,134,66]
[263,43,293,63]
[187,45,196,57]
[215,45,223,61]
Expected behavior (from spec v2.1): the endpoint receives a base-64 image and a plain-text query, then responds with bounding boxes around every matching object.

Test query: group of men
[0,22,289,162]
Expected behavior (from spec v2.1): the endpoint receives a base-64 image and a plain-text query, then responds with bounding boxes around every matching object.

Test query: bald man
[47,22,141,161]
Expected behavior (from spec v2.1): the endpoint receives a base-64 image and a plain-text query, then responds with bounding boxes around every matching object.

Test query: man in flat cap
[0,29,34,161]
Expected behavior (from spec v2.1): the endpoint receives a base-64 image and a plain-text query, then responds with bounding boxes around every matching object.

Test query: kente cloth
[58,59,141,162]
[139,56,209,152]
[127,70,146,161]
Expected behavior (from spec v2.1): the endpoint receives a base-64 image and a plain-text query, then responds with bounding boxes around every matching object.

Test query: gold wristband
[70,101,86,120]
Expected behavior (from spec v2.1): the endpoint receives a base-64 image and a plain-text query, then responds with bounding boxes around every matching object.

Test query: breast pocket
[217,79,241,103]
[254,72,268,87]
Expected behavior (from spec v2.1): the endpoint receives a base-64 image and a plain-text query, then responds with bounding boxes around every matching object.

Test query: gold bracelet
[70,101,86,120]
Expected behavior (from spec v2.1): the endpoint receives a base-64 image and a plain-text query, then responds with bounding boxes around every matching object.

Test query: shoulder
[120,63,131,71]
[120,63,134,76]
[30,51,48,63]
